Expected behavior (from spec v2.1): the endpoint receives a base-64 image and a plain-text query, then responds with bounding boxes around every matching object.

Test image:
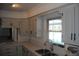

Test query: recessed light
[12,4,20,7]
[12,4,16,7]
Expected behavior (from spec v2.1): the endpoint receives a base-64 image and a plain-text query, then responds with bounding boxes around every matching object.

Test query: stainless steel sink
[35,49,58,56]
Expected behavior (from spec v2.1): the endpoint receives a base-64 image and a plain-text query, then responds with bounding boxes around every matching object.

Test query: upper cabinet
[1,18,12,28]
[29,16,37,38]
[62,4,79,45]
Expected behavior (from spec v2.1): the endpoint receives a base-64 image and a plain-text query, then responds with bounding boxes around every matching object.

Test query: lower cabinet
[0,42,23,56]
[22,47,29,56]
[0,42,17,56]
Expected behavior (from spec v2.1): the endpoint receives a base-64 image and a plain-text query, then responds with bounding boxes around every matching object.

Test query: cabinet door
[73,4,79,45]
[36,17,44,38]
[62,4,75,44]
[29,17,37,38]
[2,19,12,28]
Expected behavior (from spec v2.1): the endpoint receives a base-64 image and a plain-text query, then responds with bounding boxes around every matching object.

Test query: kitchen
[0,3,79,56]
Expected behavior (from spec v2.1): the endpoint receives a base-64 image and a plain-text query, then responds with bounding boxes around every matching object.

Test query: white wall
[27,3,66,17]
[0,10,28,18]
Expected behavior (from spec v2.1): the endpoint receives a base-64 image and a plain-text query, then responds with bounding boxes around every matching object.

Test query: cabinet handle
[71,33,73,40]
[74,33,76,41]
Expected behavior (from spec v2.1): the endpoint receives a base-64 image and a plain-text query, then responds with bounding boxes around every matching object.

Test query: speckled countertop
[22,42,46,56]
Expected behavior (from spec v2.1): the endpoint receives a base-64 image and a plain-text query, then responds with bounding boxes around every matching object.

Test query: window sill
[53,43,65,48]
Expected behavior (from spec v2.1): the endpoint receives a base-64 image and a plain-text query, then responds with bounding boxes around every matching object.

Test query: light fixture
[12,4,20,7]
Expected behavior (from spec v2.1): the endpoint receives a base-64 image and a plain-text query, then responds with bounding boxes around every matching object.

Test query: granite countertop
[22,41,59,56]
[22,42,45,56]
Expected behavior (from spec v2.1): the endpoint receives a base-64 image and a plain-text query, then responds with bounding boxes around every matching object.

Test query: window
[48,19,64,45]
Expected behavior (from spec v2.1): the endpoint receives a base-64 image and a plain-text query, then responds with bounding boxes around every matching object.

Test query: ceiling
[0,3,40,11]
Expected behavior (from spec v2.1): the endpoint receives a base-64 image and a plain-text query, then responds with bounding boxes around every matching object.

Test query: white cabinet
[2,18,12,28]
[36,17,44,38]
[0,42,17,56]
[74,4,79,45]
[62,4,79,45]
[29,16,37,38]
[18,19,30,41]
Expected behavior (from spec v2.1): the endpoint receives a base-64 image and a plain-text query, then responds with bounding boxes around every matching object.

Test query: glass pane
[49,19,62,24]
[52,24,62,31]
[48,19,64,45]
[49,32,53,41]
[53,32,62,43]
[49,25,53,31]
[49,32,62,44]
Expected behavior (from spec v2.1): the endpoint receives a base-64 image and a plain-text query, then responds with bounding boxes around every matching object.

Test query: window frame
[47,17,64,45]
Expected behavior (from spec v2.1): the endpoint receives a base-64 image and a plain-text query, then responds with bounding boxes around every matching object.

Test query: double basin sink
[35,49,58,56]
